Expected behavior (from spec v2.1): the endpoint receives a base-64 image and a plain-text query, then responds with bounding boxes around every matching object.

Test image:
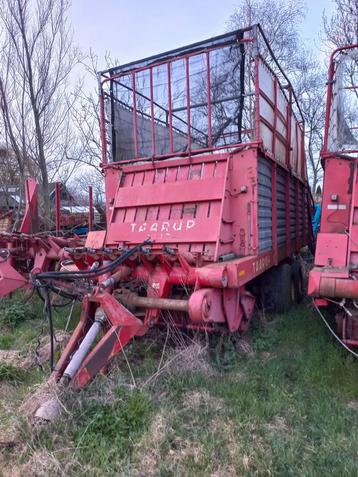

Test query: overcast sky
[70,0,335,70]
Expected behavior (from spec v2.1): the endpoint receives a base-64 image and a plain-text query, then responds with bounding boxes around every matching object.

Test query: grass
[0,295,357,476]
[0,293,80,351]
[0,363,26,384]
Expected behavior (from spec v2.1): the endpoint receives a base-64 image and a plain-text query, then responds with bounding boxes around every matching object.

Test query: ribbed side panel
[258,156,272,252]
[276,168,287,246]
[298,183,304,239]
[289,179,296,240]
[303,185,309,238]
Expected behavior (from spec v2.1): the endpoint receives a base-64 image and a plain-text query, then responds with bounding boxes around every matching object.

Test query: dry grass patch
[133,410,171,477]
[167,342,216,376]
[210,464,240,477]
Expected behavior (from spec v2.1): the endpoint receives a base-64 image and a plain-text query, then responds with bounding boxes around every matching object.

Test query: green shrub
[0,296,37,328]
[0,362,26,384]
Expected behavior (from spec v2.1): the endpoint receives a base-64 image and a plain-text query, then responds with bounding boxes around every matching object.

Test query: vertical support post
[254,57,260,142]
[132,73,139,158]
[301,184,305,246]
[109,79,116,163]
[185,57,191,152]
[272,79,278,157]
[285,174,291,257]
[206,51,212,148]
[285,88,292,168]
[295,178,299,251]
[167,62,174,153]
[149,67,156,158]
[99,85,107,165]
[19,178,38,234]
[89,186,94,231]
[300,126,305,180]
[55,182,61,236]
[346,164,357,267]
[323,57,335,153]
[285,89,292,257]
[295,122,299,174]
[272,163,278,265]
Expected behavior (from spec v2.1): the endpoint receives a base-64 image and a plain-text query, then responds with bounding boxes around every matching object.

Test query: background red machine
[309,44,358,348]
[1,25,313,387]
[0,179,84,297]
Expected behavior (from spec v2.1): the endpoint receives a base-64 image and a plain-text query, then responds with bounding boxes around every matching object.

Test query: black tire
[259,262,294,314]
[291,258,304,303]
[272,263,294,313]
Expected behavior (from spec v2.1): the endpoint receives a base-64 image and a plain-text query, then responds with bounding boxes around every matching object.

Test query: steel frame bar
[206,50,212,148]
[167,62,174,153]
[132,73,139,158]
[89,186,94,231]
[55,182,61,236]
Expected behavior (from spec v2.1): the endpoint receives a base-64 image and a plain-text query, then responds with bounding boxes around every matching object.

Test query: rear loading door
[105,155,231,260]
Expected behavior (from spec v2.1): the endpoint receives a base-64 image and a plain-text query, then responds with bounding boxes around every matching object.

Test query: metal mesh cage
[101,29,256,162]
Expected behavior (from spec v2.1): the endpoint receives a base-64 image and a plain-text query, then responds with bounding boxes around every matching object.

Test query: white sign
[130,219,196,234]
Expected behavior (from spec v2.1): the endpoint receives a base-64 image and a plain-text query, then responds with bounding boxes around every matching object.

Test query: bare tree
[229,0,326,193]
[228,0,305,75]
[324,0,358,49]
[67,50,123,207]
[295,59,326,194]
[70,51,103,174]
[0,0,79,223]
[0,146,37,185]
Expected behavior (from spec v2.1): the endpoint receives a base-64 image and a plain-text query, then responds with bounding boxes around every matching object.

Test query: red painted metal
[88,186,94,231]
[20,178,38,234]
[55,182,61,236]
[167,62,174,153]
[0,180,84,298]
[206,51,212,148]
[49,26,309,387]
[272,78,278,156]
[99,91,107,164]
[308,43,358,347]
[1,27,313,390]
[0,260,28,296]
[185,57,191,153]
[285,88,292,168]
[132,73,139,158]
[254,56,260,142]
[149,67,156,158]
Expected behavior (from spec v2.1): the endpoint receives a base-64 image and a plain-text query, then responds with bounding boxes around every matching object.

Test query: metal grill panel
[258,156,272,252]
[276,168,287,246]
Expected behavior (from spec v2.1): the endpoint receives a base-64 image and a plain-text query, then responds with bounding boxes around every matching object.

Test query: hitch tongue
[62,308,106,382]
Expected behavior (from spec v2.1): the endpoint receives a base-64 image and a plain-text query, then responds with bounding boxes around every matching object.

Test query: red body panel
[103,147,310,274]
[48,27,311,387]
[308,44,358,346]
[0,27,314,389]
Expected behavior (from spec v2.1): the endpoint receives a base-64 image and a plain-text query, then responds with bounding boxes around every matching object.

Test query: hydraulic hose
[33,239,151,283]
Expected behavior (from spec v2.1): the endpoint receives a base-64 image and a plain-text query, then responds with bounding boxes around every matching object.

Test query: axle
[114,289,189,312]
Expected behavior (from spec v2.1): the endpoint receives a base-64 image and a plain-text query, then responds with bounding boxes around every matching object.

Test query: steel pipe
[62,308,105,380]
[115,290,189,312]
[320,276,358,298]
